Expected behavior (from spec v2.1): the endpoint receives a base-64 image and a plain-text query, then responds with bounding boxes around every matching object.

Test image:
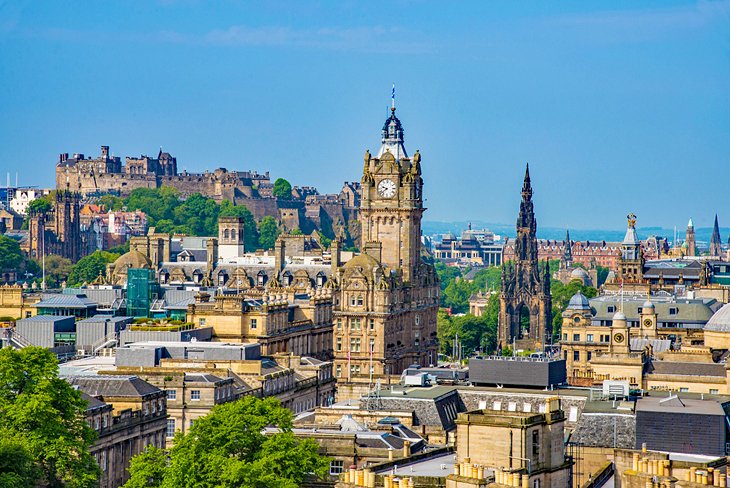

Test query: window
[357,295,363,306]
[336,365,342,377]
[710,389,719,395]
[102,415,108,428]
[573,333,580,341]
[100,451,107,471]
[336,337,342,351]
[166,389,176,400]
[587,334,594,342]
[679,387,689,393]
[329,460,345,475]
[607,306,615,313]
[337,319,342,330]
[350,364,361,375]
[251,319,257,329]
[199,318,206,326]
[569,406,578,422]
[562,333,567,341]
[492,401,501,411]
[351,318,361,331]
[573,351,580,361]
[587,351,592,361]
[523,403,532,413]
[191,390,201,401]
[350,338,361,352]
[166,419,176,438]
[669,307,678,315]
[369,319,375,331]
[532,430,540,457]
[369,338,375,353]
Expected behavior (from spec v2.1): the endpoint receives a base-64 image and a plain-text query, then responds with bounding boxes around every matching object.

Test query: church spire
[710,214,722,257]
[563,228,573,262]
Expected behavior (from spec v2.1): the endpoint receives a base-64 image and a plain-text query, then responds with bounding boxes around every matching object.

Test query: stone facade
[333,107,440,399]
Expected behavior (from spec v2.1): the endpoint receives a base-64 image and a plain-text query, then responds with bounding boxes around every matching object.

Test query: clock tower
[360,106,423,283]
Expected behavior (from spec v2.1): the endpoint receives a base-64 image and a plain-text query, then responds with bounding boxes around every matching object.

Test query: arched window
[224,229,230,239]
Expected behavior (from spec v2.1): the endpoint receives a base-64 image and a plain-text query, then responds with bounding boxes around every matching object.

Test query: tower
[640,299,658,339]
[218,216,245,261]
[331,98,439,399]
[560,228,573,270]
[499,164,552,351]
[54,186,81,262]
[710,214,722,258]
[685,218,696,257]
[359,106,423,283]
[617,213,644,284]
[609,311,630,355]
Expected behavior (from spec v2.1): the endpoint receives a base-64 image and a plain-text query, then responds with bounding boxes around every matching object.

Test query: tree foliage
[67,251,120,286]
[438,293,499,357]
[257,216,281,250]
[0,347,99,488]
[34,255,72,288]
[272,178,292,200]
[0,235,24,270]
[124,396,328,488]
[550,279,598,340]
[27,197,52,215]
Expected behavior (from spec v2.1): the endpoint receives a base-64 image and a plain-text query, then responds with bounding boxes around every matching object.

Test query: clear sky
[0,1,728,230]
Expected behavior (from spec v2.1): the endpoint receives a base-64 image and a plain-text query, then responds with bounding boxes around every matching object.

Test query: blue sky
[0,1,729,230]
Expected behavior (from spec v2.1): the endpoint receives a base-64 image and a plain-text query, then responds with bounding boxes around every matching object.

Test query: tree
[27,197,52,215]
[257,216,281,250]
[0,347,99,487]
[272,178,292,200]
[0,235,24,270]
[67,251,119,286]
[438,308,497,358]
[550,279,598,340]
[35,255,72,288]
[124,396,328,488]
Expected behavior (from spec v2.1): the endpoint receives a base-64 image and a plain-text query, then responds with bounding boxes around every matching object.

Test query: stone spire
[515,163,538,263]
[563,228,573,262]
[710,214,722,257]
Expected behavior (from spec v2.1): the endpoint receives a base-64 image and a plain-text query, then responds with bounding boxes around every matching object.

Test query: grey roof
[184,373,227,383]
[645,361,726,378]
[567,292,591,311]
[705,303,730,332]
[67,375,162,398]
[630,338,671,353]
[80,391,110,411]
[33,294,97,309]
[18,314,75,323]
[589,297,716,325]
[76,315,132,326]
[636,395,726,415]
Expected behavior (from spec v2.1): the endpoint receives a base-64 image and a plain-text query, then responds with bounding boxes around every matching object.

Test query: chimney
[101,145,109,159]
[274,238,285,276]
[331,237,342,275]
[364,241,382,262]
[207,238,218,270]
[402,440,411,458]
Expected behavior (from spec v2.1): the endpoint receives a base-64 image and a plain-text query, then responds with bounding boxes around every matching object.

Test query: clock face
[613,333,625,344]
[377,179,397,198]
[643,319,653,328]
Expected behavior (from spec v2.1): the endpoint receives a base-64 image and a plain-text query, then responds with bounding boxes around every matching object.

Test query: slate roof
[67,375,161,398]
[34,294,97,309]
[630,338,671,353]
[645,361,726,378]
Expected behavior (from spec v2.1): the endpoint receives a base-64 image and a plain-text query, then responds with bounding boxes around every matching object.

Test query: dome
[567,292,591,310]
[612,311,627,322]
[642,300,655,310]
[343,253,383,273]
[570,268,590,280]
[704,303,730,332]
[113,249,152,270]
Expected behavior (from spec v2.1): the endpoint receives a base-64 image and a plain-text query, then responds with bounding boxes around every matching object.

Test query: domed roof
[642,300,655,309]
[113,249,152,269]
[704,303,730,332]
[570,268,590,279]
[567,292,591,310]
[612,311,627,321]
[343,253,382,273]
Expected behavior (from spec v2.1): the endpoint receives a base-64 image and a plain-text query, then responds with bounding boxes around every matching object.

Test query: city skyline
[1,1,728,229]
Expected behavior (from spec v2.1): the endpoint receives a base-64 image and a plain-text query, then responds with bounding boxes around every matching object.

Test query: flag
[391,83,395,108]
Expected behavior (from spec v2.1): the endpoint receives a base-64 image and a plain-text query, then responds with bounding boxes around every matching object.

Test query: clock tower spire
[360,101,423,282]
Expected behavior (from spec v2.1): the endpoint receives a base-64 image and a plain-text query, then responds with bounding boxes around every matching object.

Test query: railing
[0,328,34,349]
[92,332,118,355]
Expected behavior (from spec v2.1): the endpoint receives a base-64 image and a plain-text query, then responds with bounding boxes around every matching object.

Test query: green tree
[257,216,281,250]
[438,308,497,358]
[67,251,120,286]
[124,396,328,488]
[272,178,292,200]
[0,235,24,270]
[27,197,52,215]
[0,347,99,487]
[35,255,72,288]
[0,434,38,488]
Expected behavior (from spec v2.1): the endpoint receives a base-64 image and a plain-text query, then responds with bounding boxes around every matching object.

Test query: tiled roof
[67,375,161,398]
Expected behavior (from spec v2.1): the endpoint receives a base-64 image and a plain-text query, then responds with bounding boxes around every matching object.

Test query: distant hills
[423,220,728,248]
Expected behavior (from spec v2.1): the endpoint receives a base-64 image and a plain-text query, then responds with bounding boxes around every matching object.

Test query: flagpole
[369,343,374,388]
[348,349,351,383]
[391,83,395,110]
